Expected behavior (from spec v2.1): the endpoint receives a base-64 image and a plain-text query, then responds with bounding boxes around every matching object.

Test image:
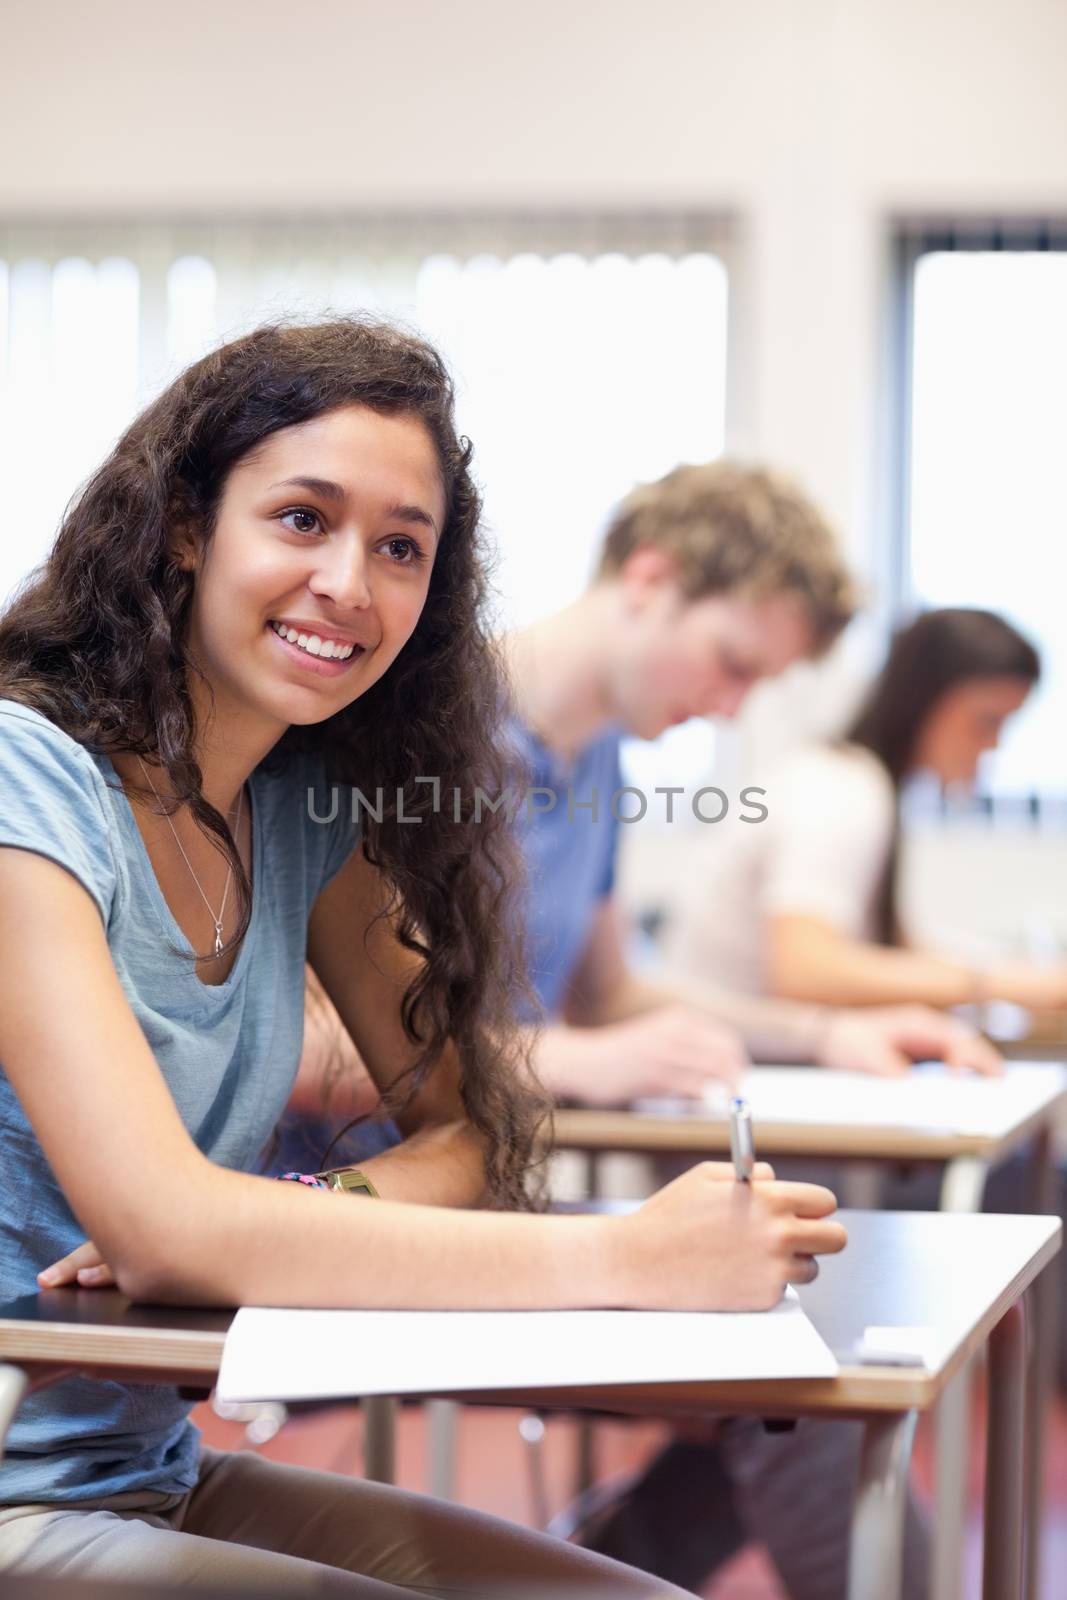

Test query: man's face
[608,559,817,739]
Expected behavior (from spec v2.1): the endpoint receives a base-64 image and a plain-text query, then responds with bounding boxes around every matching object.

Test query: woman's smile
[266,618,366,677]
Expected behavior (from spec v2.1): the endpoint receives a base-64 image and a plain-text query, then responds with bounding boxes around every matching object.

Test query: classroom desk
[0,1211,1059,1600]
[552,1063,1067,1600]
[551,1061,1066,1179]
[999,1013,1067,1064]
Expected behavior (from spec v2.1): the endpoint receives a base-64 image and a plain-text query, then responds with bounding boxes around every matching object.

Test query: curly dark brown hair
[0,316,548,1210]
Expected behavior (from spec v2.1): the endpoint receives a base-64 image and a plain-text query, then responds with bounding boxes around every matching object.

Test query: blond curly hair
[597,459,858,655]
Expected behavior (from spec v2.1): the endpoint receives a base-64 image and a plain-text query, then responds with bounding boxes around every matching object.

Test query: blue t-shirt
[0,700,360,1504]
[512,722,623,1017]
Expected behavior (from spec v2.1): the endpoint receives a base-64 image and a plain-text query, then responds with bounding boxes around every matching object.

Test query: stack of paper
[637,1061,1066,1137]
[217,1288,837,1404]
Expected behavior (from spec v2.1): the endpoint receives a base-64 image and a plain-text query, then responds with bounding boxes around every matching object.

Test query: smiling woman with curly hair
[0,315,844,1594]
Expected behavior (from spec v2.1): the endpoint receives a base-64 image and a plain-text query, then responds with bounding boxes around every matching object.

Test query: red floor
[195,1388,1067,1597]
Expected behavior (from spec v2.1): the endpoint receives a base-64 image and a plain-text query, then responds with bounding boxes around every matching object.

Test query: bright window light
[0,229,728,787]
[909,251,1067,796]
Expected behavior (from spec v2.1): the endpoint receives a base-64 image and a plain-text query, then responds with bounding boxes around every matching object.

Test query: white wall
[7,0,1067,570]
[6,0,1067,927]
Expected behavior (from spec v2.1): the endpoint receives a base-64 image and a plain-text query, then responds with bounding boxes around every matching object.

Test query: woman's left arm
[306,843,490,1209]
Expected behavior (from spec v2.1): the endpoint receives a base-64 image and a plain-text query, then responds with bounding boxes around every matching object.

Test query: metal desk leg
[938,1155,989,1215]
[1023,1128,1057,1600]
[934,1155,990,1600]
[0,1364,28,1465]
[361,1395,397,1484]
[841,1164,883,1210]
[570,1153,601,1499]
[426,1399,458,1501]
[983,1300,1027,1600]
[847,1410,918,1600]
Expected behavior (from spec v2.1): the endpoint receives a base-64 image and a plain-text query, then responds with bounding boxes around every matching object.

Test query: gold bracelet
[313,1166,380,1198]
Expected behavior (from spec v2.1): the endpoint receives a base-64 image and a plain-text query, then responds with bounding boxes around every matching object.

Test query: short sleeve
[0,704,118,926]
[594,738,624,900]
[761,746,895,937]
[303,756,361,897]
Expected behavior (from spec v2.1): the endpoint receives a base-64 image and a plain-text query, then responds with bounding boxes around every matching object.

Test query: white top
[664,743,896,994]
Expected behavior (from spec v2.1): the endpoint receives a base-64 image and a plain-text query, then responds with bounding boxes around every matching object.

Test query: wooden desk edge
[551,1087,1067,1162]
[0,1320,226,1376]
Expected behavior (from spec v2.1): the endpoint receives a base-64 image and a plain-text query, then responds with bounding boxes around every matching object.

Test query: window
[0,217,730,793]
[899,226,1067,800]
[0,218,728,628]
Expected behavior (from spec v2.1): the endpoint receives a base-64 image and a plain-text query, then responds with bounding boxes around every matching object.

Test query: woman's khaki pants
[0,1445,682,1596]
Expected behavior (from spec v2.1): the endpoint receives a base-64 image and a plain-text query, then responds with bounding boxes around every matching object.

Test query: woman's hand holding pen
[616,1161,847,1313]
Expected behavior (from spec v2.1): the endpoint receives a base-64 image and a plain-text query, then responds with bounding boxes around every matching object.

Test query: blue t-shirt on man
[511,721,623,1017]
[0,700,360,1504]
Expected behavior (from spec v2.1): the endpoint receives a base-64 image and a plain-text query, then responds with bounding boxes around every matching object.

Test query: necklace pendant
[213,923,223,958]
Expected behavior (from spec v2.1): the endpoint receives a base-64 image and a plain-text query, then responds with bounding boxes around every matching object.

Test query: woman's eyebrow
[269,475,346,503]
[268,478,438,537]
[388,503,439,538]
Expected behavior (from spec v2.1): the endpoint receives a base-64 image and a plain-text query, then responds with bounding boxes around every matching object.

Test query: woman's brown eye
[282,509,320,536]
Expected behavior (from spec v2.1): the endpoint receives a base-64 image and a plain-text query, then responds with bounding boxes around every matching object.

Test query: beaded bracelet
[279,1171,331,1191]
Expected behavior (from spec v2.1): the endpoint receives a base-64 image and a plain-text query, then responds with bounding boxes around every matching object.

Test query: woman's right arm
[768,913,1067,1012]
[758,749,1067,1013]
[1,848,845,1313]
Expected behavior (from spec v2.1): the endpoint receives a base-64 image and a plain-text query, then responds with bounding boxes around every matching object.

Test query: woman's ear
[166,537,198,576]
[164,493,201,575]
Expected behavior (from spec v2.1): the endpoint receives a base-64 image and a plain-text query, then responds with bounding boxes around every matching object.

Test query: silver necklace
[136,757,246,959]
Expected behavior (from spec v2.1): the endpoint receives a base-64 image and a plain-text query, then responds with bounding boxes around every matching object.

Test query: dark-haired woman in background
[668,607,1067,1016]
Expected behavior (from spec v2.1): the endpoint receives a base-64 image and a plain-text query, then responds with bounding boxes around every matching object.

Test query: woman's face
[177,403,445,743]
[912,675,1033,786]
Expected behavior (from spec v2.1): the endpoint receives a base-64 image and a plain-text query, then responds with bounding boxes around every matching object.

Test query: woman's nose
[310,540,371,611]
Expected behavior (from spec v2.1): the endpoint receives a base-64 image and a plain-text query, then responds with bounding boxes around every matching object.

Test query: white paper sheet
[217,1288,837,1404]
[636,1061,1066,1138]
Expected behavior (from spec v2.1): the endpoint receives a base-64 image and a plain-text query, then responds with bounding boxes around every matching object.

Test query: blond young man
[503,460,1006,1598]
[511,461,999,1106]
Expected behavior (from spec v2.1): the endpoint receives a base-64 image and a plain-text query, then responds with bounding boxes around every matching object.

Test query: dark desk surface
[0,1210,1060,1415]
[0,1291,231,1386]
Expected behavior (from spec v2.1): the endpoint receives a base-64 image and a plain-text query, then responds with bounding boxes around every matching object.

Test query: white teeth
[270,621,356,662]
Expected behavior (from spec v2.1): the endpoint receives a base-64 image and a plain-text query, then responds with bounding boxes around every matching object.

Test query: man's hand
[537,1005,748,1105]
[816,1005,1004,1077]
